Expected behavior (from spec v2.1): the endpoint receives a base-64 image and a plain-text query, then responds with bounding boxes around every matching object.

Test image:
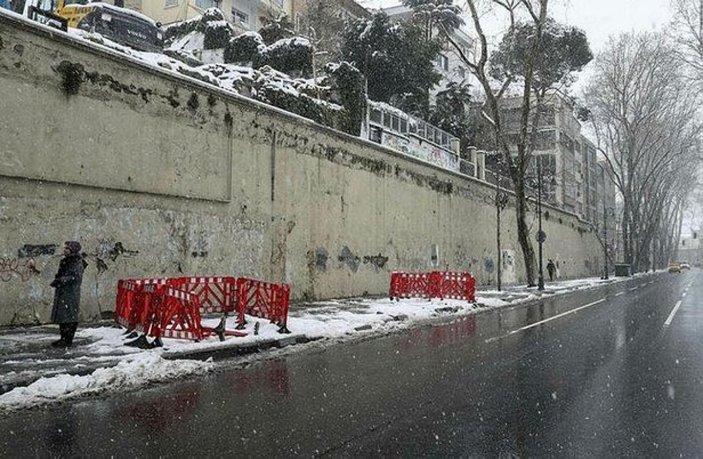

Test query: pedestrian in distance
[50,241,87,347]
[546,259,556,282]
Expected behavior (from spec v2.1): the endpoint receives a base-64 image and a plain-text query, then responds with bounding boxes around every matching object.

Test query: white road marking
[615,292,624,297]
[683,292,687,297]
[664,300,683,327]
[507,299,606,336]
[629,287,638,291]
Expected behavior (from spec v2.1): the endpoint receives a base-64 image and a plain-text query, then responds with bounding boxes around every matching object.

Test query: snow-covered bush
[325,62,365,136]
[258,37,313,78]
[224,32,266,66]
[164,16,200,44]
[203,20,233,49]
[252,66,341,129]
[259,14,294,45]
[201,7,226,23]
[199,63,258,95]
[164,8,234,50]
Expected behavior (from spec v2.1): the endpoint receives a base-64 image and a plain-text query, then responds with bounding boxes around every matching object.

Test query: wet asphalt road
[1,270,702,457]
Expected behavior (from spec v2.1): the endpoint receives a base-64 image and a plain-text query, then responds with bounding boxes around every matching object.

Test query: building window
[391,115,400,132]
[165,0,178,7]
[232,8,249,26]
[535,130,556,150]
[436,54,449,71]
[196,0,215,8]
[382,112,392,128]
[369,126,382,144]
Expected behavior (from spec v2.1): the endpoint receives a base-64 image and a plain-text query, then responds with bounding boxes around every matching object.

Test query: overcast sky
[553,0,673,53]
[358,0,675,54]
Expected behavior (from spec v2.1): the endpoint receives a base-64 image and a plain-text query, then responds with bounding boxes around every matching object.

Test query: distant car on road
[668,263,682,273]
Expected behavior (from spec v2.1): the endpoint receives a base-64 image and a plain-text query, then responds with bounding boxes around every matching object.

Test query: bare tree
[670,0,703,79]
[399,0,590,285]
[584,32,703,271]
[435,0,549,286]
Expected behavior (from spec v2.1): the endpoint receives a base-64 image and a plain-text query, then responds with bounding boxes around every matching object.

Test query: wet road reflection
[1,272,701,456]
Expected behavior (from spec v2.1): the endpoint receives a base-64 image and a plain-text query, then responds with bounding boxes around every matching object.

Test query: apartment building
[124,0,292,31]
[579,136,600,223]
[496,91,616,226]
[291,0,369,30]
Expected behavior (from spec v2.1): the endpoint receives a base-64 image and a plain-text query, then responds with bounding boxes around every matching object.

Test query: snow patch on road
[0,353,213,412]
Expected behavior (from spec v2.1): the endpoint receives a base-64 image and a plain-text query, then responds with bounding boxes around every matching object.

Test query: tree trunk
[515,184,536,285]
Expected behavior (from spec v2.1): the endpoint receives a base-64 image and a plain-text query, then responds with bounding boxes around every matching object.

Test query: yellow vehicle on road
[668,263,682,273]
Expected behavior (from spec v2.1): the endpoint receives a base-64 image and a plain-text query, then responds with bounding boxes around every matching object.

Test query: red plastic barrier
[116,275,291,341]
[389,272,431,300]
[435,272,476,301]
[115,279,135,329]
[144,286,204,341]
[115,277,235,330]
[236,277,291,333]
[168,276,237,315]
[389,271,476,302]
[115,278,170,331]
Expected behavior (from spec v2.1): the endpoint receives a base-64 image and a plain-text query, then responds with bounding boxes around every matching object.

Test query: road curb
[161,334,319,361]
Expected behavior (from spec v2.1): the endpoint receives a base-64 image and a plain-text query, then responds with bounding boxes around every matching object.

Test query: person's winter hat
[64,241,82,254]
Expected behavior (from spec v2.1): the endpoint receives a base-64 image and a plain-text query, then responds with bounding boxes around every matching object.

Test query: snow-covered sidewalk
[0,274,653,412]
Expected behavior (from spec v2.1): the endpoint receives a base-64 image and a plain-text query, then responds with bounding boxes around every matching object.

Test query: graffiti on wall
[381,131,459,172]
[0,257,40,282]
[501,249,517,285]
[17,244,57,258]
[92,240,140,274]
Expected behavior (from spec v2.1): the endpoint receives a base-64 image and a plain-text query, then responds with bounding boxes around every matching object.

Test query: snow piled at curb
[0,354,213,412]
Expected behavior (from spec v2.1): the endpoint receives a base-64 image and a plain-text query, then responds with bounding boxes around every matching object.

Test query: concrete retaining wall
[0,13,603,325]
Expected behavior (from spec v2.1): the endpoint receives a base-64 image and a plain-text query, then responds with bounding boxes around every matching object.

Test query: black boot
[51,339,68,348]
[52,324,69,348]
[63,322,78,346]
[125,334,151,349]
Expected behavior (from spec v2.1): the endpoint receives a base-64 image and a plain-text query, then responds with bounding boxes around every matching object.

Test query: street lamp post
[537,160,545,291]
[526,159,549,291]
[603,196,609,280]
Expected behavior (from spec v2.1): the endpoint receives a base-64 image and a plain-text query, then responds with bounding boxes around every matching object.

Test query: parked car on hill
[24,0,163,53]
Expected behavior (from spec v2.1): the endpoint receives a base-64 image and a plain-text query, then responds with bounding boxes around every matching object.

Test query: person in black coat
[546,259,556,282]
[50,241,87,347]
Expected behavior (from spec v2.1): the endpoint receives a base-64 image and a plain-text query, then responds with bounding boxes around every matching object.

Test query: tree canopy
[401,0,464,41]
[296,0,348,68]
[429,81,475,153]
[490,18,592,93]
[341,12,442,116]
